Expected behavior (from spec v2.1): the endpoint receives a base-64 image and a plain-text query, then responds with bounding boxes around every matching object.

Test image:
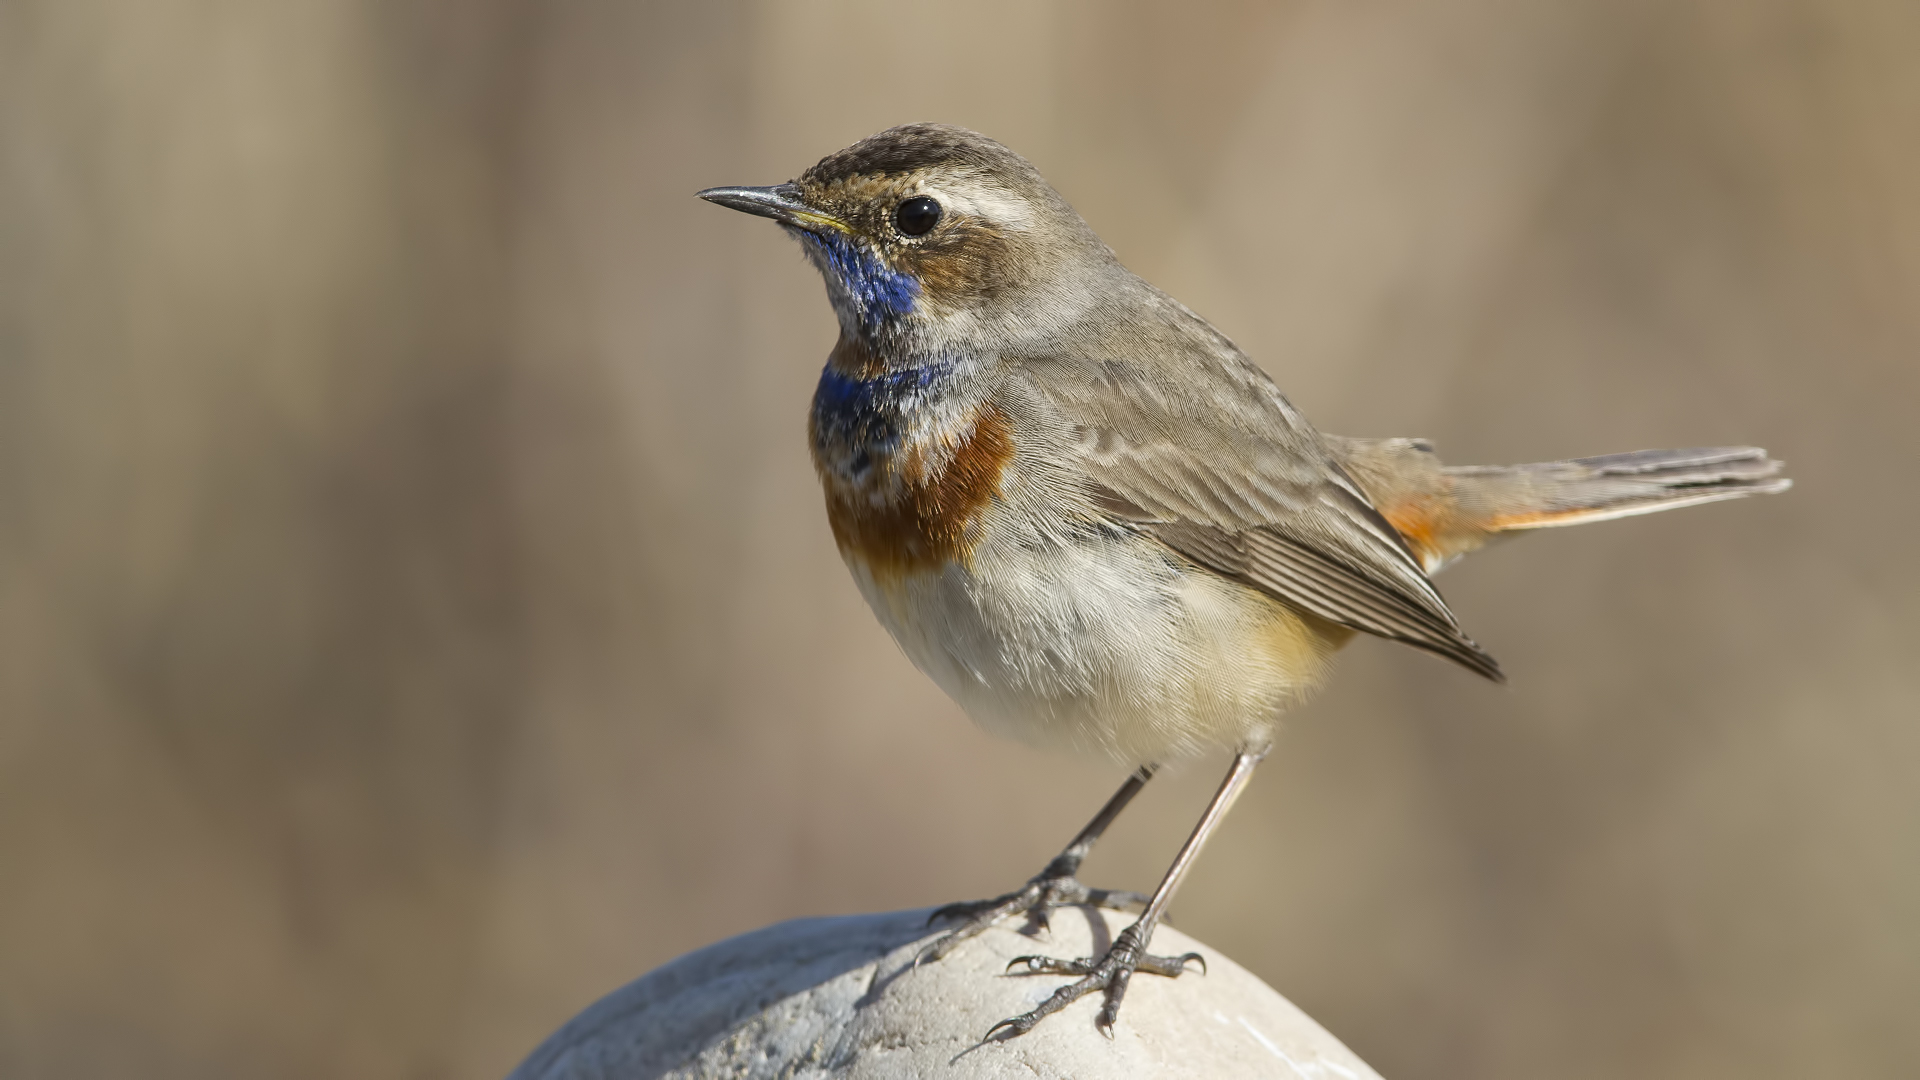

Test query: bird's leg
[919,765,1157,965]
[990,747,1268,1039]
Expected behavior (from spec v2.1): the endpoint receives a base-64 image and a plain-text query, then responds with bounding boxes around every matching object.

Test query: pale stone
[508,906,1383,1079]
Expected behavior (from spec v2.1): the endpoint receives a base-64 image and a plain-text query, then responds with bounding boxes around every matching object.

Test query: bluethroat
[698,124,1789,1039]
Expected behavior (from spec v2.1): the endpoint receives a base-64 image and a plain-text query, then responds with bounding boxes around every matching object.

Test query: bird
[696,123,1789,1039]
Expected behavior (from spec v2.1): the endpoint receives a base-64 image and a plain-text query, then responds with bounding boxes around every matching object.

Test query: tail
[1332,439,1791,573]
[1447,446,1792,530]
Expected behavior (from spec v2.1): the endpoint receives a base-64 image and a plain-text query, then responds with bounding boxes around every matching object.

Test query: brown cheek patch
[822,405,1015,581]
[901,221,1032,306]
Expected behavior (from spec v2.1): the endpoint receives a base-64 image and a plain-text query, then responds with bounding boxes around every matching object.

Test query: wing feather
[1015,317,1503,681]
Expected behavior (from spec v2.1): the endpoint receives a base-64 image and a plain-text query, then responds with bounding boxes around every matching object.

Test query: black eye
[894,196,942,237]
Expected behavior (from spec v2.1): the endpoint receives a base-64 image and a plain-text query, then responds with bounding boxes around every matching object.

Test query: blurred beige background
[3,1,1916,1078]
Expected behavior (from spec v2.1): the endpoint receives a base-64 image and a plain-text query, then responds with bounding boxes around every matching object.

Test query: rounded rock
[508,906,1383,1079]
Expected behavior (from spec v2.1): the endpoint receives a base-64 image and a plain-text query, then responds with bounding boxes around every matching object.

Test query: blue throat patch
[800,230,919,322]
[811,358,958,478]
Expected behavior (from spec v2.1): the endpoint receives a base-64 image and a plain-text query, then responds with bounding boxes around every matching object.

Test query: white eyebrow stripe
[921,180,1033,229]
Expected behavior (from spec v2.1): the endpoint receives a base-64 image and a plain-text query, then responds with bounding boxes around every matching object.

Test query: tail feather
[1330,436,1790,574]
[1449,446,1792,532]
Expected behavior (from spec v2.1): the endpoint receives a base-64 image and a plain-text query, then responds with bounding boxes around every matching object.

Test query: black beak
[695,183,844,232]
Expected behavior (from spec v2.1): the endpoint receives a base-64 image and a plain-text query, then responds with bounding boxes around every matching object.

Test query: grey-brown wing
[1016,339,1503,681]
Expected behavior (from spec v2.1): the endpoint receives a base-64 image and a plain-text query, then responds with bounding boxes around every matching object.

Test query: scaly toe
[1131,950,1205,977]
[987,929,1202,1038]
[926,893,1017,928]
[920,874,1121,966]
[1005,954,1095,976]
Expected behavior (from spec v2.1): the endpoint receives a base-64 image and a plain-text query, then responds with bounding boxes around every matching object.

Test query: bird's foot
[918,866,1148,967]
[989,922,1204,1039]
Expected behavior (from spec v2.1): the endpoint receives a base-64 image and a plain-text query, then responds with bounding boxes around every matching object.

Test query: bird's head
[699,124,1114,357]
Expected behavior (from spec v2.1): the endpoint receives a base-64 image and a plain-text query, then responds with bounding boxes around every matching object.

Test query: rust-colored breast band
[823,405,1014,581]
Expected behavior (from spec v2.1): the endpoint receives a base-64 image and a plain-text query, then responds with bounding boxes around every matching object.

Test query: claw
[984,1016,1027,1041]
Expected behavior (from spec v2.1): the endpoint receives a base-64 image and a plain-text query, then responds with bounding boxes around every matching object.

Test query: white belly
[843,525,1338,766]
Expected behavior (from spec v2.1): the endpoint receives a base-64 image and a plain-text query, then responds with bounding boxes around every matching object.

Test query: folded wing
[1018,336,1503,682]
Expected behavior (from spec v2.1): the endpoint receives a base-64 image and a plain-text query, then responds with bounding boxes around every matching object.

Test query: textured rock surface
[507,906,1382,1079]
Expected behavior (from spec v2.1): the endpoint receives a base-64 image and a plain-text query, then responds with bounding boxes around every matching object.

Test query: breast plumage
[808,334,1013,583]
